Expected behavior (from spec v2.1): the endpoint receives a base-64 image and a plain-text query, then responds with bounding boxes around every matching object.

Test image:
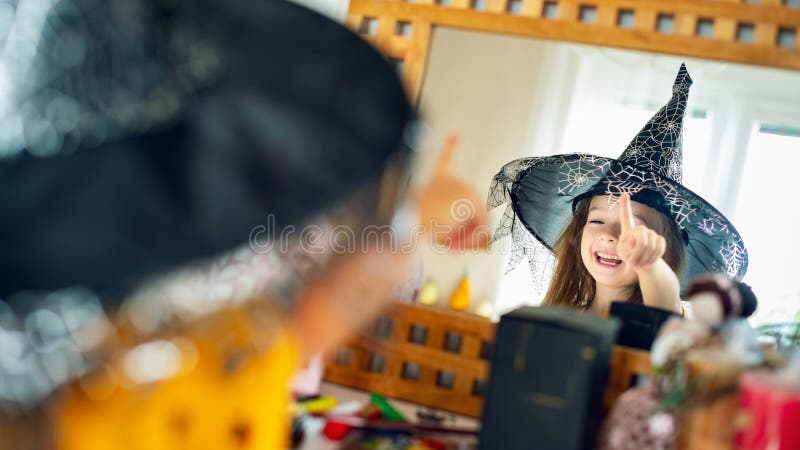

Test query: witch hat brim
[489,65,747,290]
[0,0,415,298]
[489,154,748,288]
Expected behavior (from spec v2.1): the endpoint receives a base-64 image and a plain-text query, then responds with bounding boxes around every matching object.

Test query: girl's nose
[599,232,617,243]
[599,223,622,242]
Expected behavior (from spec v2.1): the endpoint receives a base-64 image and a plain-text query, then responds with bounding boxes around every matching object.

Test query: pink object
[597,383,676,450]
[291,354,324,397]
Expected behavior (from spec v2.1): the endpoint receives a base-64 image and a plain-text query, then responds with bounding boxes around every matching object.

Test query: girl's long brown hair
[543,195,686,310]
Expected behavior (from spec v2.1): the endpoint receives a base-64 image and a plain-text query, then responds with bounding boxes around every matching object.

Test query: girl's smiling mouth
[595,251,623,267]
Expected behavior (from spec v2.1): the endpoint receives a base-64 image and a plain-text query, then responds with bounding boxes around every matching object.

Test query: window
[733,126,800,324]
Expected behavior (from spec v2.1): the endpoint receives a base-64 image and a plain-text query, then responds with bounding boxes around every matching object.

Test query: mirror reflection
[414,27,800,325]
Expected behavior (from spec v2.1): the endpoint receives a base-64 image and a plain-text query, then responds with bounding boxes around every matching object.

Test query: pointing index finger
[619,192,636,233]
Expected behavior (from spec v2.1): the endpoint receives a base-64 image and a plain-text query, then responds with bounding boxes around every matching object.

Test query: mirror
[413,26,800,325]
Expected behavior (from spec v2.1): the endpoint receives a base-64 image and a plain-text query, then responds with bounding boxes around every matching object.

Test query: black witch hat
[0,0,415,298]
[0,0,414,410]
[489,64,748,289]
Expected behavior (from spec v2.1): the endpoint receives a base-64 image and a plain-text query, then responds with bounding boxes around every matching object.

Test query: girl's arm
[617,193,682,313]
[635,258,681,312]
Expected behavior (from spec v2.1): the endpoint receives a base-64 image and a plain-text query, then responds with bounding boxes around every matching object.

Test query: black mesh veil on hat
[488,64,748,291]
[0,0,415,412]
[0,0,416,298]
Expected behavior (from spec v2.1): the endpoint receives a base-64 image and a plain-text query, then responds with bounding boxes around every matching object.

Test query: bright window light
[733,126,800,325]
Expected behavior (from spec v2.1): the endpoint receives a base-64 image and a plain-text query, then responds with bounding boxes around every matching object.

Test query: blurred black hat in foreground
[0,0,415,412]
[0,0,415,298]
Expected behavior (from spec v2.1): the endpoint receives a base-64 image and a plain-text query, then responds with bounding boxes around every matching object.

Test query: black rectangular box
[609,301,679,350]
[478,306,619,450]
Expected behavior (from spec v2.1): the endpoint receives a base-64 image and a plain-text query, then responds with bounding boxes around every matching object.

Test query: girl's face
[579,195,663,293]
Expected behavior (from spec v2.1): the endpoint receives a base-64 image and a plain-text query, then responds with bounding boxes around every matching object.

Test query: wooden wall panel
[323,302,651,418]
[345,0,800,102]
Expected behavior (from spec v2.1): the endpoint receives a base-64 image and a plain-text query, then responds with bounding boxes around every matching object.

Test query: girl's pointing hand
[617,192,666,270]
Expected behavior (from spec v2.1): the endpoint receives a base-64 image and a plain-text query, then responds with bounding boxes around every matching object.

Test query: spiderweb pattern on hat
[0,0,223,157]
[488,157,558,292]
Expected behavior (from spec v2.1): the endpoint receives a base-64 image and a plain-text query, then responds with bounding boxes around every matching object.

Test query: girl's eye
[588,219,603,225]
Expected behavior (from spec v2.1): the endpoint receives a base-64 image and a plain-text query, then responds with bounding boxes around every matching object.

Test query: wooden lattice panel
[345,8,433,99]
[347,0,800,101]
[323,301,652,419]
[605,342,652,411]
[323,302,495,417]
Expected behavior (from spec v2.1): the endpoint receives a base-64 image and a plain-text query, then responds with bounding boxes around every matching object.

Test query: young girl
[489,64,748,313]
[546,191,684,313]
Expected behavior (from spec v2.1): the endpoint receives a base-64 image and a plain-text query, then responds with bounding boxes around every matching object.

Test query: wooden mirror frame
[345,0,800,100]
